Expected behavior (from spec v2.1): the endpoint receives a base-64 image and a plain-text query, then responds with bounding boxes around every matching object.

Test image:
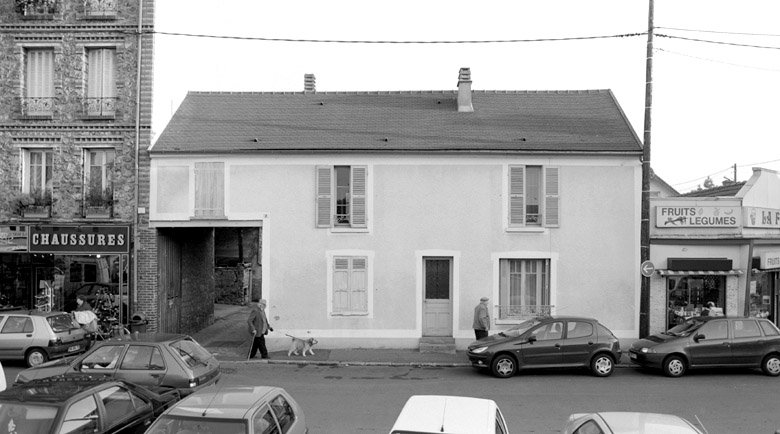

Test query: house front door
[423,258,452,337]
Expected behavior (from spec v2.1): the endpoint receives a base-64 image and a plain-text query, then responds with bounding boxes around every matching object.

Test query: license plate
[68,345,80,352]
[629,352,637,359]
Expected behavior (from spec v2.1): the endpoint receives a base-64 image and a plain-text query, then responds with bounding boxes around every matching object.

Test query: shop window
[498,259,551,319]
[667,275,725,330]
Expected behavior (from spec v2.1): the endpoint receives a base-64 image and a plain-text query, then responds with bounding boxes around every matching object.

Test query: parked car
[629,316,780,377]
[389,395,510,434]
[467,316,622,378]
[563,412,704,434]
[0,374,180,434]
[145,385,307,434]
[0,309,89,367]
[14,332,221,396]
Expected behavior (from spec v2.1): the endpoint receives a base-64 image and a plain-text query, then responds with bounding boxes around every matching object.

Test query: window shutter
[333,258,350,312]
[194,162,225,217]
[350,258,367,311]
[350,166,367,228]
[101,49,116,98]
[508,166,525,227]
[544,166,560,227]
[315,166,332,227]
[87,49,101,98]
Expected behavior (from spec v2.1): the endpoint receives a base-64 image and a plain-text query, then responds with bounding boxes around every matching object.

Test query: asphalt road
[5,361,778,433]
[218,363,778,434]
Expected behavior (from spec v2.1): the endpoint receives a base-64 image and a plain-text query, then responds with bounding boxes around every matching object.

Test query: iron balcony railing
[84,97,117,117]
[18,0,60,15]
[84,0,116,15]
[497,304,554,320]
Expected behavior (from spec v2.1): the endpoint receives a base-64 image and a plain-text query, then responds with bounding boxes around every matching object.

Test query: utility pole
[639,0,654,338]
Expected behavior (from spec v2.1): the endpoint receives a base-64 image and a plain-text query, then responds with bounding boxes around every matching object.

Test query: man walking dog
[247,299,273,359]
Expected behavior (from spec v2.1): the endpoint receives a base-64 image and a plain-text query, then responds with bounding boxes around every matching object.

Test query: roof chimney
[304,74,316,93]
[457,67,473,113]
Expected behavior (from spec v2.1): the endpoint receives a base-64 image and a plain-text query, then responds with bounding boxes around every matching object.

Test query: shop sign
[744,207,780,228]
[760,252,780,270]
[0,225,28,253]
[656,206,740,228]
[29,225,130,254]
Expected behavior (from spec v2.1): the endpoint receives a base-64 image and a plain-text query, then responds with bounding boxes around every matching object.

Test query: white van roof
[390,395,499,434]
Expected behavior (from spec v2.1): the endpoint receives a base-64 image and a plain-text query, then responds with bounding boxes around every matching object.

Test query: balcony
[16,0,60,18]
[83,0,117,18]
[83,97,117,119]
[497,305,554,321]
[20,97,54,118]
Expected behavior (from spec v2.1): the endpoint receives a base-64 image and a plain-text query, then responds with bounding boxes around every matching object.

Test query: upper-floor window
[508,165,559,228]
[85,48,116,116]
[26,149,53,197]
[23,48,55,116]
[316,165,367,229]
[194,162,225,218]
[84,149,115,207]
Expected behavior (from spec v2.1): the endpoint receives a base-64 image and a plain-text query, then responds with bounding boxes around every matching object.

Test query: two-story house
[143,68,644,349]
[0,0,154,326]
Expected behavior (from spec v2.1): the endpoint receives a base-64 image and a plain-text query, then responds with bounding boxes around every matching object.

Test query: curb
[218,358,636,369]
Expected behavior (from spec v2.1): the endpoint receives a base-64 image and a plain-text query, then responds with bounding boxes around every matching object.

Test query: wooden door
[423,258,452,337]
[157,231,181,333]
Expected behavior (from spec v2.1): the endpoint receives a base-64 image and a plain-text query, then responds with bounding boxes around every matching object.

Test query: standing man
[473,296,491,340]
[247,299,273,359]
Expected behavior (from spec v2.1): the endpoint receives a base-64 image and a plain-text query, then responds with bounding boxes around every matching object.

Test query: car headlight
[640,348,656,354]
[470,346,488,354]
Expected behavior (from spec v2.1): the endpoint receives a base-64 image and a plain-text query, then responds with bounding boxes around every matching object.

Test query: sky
[152,0,780,194]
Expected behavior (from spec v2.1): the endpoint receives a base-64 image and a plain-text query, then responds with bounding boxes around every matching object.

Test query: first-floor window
[333,256,367,314]
[26,149,53,199]
[85,149,115,207]
[316,165,367,229]
[498,259,550,319]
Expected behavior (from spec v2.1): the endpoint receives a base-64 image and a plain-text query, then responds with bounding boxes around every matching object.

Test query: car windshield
[500,319,543,338]
[149,416,246,434]
[0,403,58,434]
[170,339,212,367]
[48,314,81,332]
[667,318,706,336]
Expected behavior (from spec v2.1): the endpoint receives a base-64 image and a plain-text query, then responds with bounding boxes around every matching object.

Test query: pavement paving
[193,304,634,368]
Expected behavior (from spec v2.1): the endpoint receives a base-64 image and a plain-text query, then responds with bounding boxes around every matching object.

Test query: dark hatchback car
[629,316,780,377]
[14,333,221,396]
[0,375,179,434]
[468,316,622,378]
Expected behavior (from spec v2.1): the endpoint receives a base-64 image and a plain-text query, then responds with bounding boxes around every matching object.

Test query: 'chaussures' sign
[29,225,130,254]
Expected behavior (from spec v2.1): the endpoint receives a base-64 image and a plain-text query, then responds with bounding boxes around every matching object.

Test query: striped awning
[657,269,744,276]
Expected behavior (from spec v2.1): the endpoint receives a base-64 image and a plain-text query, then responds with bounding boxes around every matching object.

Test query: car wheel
[761,354,780,377]
[26,348,48,367]
[590,354,614,377]
[663,355,686,377]
[491,354,517,378]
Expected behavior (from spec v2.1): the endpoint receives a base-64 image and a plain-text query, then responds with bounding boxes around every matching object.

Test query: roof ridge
[186,89,611,96]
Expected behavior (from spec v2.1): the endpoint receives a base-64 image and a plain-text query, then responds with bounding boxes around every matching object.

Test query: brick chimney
[457,67,473,112]
[304,74,316,93]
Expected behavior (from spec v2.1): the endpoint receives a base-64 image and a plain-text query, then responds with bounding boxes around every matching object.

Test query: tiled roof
[680,181,746,197]
[152,89,643,154]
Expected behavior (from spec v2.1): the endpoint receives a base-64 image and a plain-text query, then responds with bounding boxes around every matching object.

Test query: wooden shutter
[194,162,224,217]
[350,166,367,228]
[332,257,350,312]
[315,166,332,227]
[544,166,560,227]
[350,257,367,311]
[508,165,525,227]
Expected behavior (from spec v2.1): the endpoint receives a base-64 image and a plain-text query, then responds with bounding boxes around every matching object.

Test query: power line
[148,30,645,44]
[656,26,780,38]
[671,158,780,188]
[656,33,780,50]
[656,48,780,72]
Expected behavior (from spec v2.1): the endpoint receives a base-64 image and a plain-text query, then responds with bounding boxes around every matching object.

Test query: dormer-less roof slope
[680,182,746,198]
[151,90,643,154]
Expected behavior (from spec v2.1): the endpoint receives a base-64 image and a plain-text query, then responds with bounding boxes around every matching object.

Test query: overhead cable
[656,48,780,72]
[656,33,780,50]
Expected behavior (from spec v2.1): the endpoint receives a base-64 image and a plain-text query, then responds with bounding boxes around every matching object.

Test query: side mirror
[527,335,537,343]
[694,333,706,342]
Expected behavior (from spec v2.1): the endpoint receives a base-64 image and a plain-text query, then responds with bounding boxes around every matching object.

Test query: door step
[419,337,456,354]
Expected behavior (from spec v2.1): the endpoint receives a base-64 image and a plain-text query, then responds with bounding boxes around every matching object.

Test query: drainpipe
[132,0,144,324]
[745,240,754,317]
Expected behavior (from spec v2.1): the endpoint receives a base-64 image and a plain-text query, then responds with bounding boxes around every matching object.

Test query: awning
[657,269,744,276]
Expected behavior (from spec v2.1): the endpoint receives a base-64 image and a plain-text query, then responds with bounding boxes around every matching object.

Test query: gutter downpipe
[133,0,144,321]
[745,239,754,317]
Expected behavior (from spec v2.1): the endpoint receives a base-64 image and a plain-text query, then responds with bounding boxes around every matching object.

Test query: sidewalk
[193,304,633,368]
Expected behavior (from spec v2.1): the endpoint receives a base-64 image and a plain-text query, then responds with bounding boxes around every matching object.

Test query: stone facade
[0,0,154,321]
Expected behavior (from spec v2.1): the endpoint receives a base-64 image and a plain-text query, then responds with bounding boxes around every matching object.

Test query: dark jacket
[247,306,269,335]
